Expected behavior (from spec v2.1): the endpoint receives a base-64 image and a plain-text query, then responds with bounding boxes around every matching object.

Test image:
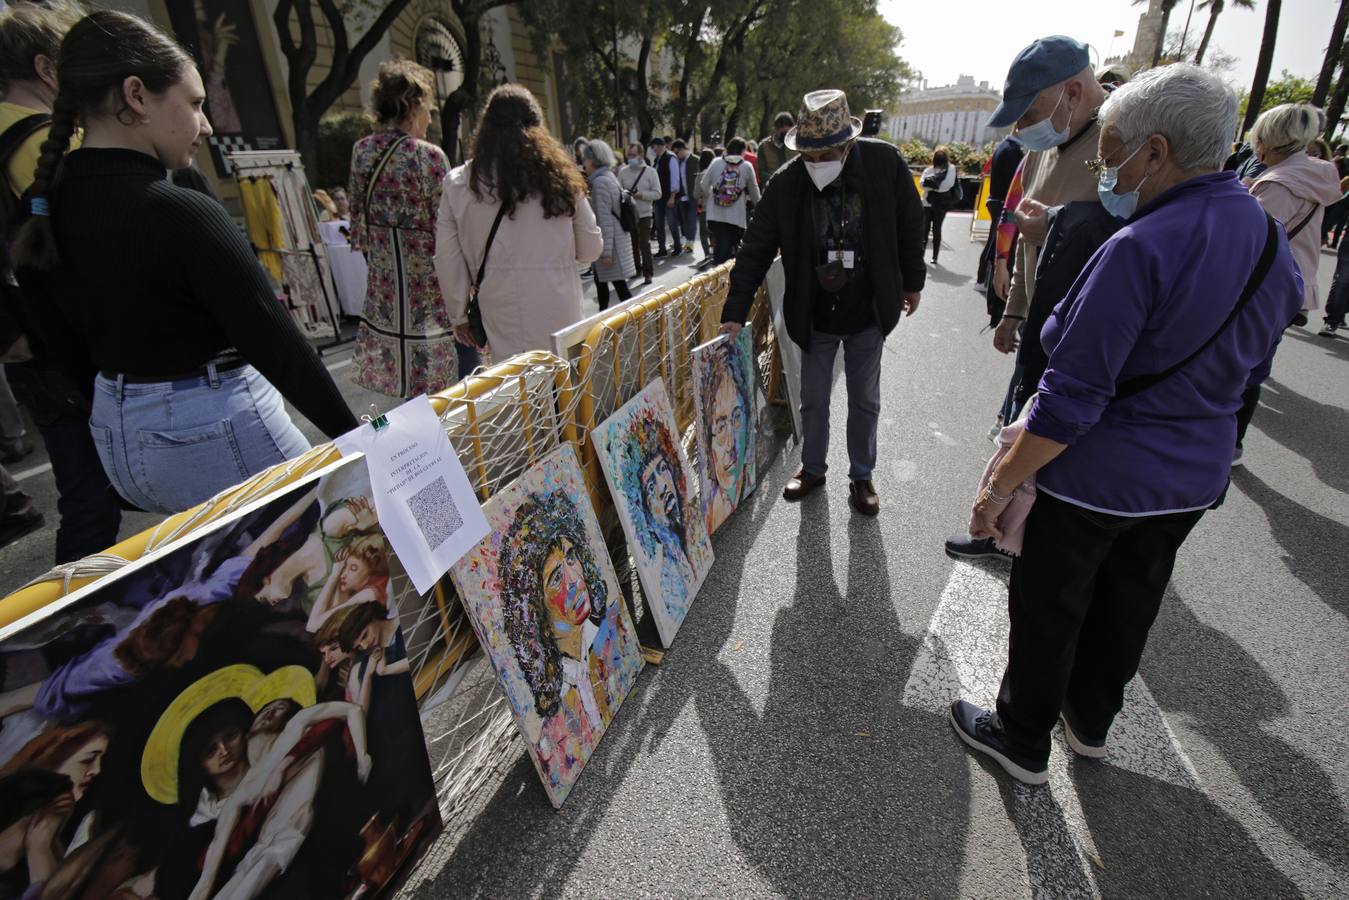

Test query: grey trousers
[799,325,884,480]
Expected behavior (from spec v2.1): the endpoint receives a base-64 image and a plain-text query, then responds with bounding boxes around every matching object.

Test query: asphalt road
[4,217,1346,898]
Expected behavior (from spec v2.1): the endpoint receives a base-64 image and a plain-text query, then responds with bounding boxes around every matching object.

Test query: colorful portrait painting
[450,446,643,809]
[692,326,757,534]
[592,379,715,647]
[0,457,439,899]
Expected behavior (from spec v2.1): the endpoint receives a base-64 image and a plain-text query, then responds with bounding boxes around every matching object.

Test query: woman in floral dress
[348,60,463,397]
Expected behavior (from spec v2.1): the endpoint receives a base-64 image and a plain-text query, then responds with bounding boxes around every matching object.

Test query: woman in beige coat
[435,85,603,361]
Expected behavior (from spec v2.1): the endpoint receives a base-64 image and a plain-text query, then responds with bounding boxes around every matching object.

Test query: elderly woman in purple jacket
[948,64,1304,786]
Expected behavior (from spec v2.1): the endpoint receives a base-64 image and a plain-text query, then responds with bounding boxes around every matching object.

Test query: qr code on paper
[406,476,463,550]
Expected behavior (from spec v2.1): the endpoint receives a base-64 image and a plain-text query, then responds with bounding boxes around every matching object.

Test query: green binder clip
[362,404,389,433]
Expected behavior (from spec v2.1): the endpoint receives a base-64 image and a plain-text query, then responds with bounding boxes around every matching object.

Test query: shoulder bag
[466,204,509,348]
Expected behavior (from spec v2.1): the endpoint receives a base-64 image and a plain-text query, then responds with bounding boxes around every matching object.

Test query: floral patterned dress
[348,129,454,397]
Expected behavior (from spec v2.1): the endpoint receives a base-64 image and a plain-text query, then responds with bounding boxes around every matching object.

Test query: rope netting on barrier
[0,260,782,827]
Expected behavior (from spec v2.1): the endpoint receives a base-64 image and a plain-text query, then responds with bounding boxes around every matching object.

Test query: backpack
[711,160,744,207]
[0,113,50,364]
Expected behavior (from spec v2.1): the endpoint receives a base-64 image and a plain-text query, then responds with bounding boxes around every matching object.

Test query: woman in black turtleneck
[12,10,356,514]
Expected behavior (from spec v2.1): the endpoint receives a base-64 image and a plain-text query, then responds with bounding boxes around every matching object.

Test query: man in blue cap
[946,35,1108,562]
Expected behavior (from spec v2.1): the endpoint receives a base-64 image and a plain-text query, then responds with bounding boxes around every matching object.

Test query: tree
[1236,69,1313,125]
[1134,0,1181,67]
[273,0,415,172]
[1193,0,1254,66]
[1160,26,1235,73]
[1242,0,1282,136]
[1325,40,1349,140]
[438,0,514,164]
[1313,0,1349,107]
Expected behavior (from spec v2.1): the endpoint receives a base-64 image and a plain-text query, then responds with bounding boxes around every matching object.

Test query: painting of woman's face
[56,736,109,802]
[709,372,747,494]
[641,456,680,532]
[541,539,592,631]
[200,727,246,781]
[339,555,372,593]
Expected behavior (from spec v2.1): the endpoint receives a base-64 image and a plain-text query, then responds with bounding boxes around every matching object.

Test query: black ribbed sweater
[22,147,356,439]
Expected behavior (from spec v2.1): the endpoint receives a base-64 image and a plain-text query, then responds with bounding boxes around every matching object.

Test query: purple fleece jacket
[1027,171,1303,516]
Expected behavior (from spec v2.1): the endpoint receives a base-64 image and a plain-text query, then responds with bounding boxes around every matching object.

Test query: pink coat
[1251,151,1342,312]
[971,418,1037,556]
[434,162,603,359]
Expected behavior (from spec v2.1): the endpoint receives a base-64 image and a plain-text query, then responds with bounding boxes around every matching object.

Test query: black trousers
[996,492,1204,758]
[595,278,632,311]
[924,207,948,260]
[709,220,743,264]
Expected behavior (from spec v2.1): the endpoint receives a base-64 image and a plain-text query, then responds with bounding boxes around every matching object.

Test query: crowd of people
[0,1,1343,801]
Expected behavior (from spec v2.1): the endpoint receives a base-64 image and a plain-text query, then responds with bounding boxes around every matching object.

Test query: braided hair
[11,10,192,271]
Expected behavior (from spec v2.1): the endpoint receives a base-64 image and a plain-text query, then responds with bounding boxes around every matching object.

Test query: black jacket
[654,150,674,199]
[1013,201,1121,406]
[721,138,927,349]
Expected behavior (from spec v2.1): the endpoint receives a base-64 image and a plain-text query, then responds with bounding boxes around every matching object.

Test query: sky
[877,0,1339,96]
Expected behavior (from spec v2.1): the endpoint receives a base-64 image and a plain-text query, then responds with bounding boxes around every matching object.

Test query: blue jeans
[90,363,311,514]
[675,197,697,248]
[798,325,884,480]
[1323,239,1349,326]
[6,363,121,562]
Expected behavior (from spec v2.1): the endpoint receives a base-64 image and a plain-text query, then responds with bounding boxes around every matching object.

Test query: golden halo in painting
[140,664,317,805]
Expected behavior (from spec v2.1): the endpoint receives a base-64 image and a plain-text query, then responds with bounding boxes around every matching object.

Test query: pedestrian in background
[1320,237,1349,338]
[758,111,797,181]
[650,136,672,256]
[349,59,467,393]
[979,133,1024,313]
[582,138,636,310]
[701,136,760,265]
[920,145,958,265]
[693,147,715,261]
[435,84,602,358]
[12,11,356,515]
[951,65,1303,786]
[618,141,659,285]
[666,139,699,256]
[719,89,926,517]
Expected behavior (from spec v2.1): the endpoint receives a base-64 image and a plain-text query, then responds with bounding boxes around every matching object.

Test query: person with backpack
[700,136,761,265]
[619,141,660,285]
[0,0,120,558]
[920,146,961,265]
[581,139,636,310]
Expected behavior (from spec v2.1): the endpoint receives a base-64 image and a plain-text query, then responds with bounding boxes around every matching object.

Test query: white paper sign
[334,395,490,595]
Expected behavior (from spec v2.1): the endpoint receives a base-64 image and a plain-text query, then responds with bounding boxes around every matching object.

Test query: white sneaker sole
[948,706,1049,786]
[1059,715,1108,759]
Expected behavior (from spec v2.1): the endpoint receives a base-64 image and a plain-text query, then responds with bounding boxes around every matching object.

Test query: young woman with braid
[11,11,356,515]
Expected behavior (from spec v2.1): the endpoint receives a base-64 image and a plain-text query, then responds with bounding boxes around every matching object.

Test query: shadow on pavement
[687,493,971,896]
[1146,586,1349,876]
[923,263,973,288]
[1284,328,1349,362]
[1230,467,1349,621]
[1252,378,1349,494]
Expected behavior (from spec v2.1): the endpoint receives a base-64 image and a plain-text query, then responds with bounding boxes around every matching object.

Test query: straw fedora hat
[784,89,863,151]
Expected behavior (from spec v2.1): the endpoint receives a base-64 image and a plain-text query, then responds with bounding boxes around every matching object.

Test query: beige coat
[435,162,603,359]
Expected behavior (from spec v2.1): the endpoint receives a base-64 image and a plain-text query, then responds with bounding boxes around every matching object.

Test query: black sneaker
[1290,312,1308,328]
[949,700,1049,785]
[654,249,669,258]
[1058,706,1107,759]
[944,533,1013,562]
[0,507,44,551]
[1320,322,1341,338]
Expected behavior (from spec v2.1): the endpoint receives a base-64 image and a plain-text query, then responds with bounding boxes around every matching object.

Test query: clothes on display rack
[237,176,284,281]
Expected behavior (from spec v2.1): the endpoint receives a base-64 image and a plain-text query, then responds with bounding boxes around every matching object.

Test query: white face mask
[1018,87,1071,152]
[805,147,849,191]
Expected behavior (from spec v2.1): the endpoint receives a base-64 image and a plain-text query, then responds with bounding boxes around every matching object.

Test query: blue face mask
[1097,143,1148,220]
[627,156,642,168]
[1017,87,1070,152]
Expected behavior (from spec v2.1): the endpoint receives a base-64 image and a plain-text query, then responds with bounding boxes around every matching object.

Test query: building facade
[886,75,1007,147]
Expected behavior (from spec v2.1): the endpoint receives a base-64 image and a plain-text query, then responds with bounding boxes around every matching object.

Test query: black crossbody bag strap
[465,203,509,346]
[1115,213,1279,401]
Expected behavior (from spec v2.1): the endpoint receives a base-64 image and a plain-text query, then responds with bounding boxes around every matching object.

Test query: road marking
[12,463,51,483]
[327,357,353,372]
[903,562,1203,899]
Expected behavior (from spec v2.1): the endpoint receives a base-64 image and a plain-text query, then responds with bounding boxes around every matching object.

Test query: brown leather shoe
[782,468,826,501]
[849,479,880,516]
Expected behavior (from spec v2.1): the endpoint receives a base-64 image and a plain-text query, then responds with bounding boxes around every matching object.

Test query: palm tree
[1312,0,1349,107]
[1134,0,1182,67]
[1242,0,1283,136]
[1194,0,1256,66]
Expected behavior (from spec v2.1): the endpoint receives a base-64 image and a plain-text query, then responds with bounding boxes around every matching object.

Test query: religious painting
[450,445,643,809]
[692,326,757,534]
[0,457,440,899]
[165,0,287,176]
[592,379,715,646]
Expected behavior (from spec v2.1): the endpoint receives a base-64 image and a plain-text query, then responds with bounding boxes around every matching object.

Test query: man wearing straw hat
[719,89,926,516]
